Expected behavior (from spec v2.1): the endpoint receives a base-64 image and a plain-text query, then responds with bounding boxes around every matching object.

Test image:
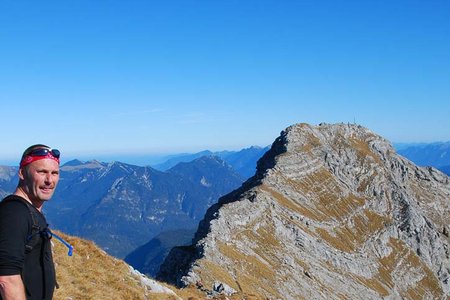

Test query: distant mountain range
[152,145,270,178]
[0,146,267,263]
[0,141,449,281]
[0,166,18,199]
[45,156,244,258]
[396,141,450,170]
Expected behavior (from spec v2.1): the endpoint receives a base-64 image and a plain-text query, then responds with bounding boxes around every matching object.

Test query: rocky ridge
[159,123,450,299]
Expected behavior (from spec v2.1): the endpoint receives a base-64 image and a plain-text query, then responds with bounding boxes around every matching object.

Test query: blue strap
[50,231,74,256]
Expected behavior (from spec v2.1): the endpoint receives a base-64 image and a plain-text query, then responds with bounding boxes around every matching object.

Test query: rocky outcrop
[158,123,450,299]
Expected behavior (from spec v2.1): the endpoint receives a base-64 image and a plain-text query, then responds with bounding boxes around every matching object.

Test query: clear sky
[1,1,449,165]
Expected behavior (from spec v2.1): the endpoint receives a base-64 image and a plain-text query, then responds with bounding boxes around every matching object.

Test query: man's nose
[44,174,53,184]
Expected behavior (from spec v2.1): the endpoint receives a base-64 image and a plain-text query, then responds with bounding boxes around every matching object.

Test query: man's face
[19,158,60,202]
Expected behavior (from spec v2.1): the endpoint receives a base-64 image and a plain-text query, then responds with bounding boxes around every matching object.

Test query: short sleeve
[0,200,30,275]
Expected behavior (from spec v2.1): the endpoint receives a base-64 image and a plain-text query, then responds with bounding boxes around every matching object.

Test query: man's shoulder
[0,196,32,245]
[0,195,32,214]
[2,194,27,203]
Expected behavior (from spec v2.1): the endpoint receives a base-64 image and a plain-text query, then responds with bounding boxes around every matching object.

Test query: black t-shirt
[0,195,56,300]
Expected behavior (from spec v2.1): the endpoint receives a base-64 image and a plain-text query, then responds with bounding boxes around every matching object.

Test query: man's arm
[0,200,30,300]
[0,274,26,300]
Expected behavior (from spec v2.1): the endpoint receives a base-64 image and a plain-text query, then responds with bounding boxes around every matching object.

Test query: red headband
[20,153,60,168]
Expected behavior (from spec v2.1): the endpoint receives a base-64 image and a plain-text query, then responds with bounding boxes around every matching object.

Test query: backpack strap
[1,196,42,253]
[24,204,41,254]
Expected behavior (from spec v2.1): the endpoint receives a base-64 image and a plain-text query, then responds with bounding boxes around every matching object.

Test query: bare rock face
[159,123,450,299]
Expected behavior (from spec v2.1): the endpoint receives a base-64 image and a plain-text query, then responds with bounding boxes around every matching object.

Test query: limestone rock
[159,123,450,299]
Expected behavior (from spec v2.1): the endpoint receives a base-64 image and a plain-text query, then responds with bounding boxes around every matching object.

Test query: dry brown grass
[298,131,322,153]
[213,241,280,299]
[276,167,367,222]
[348,137,382,165]
[378,238,443,299]
[316,210,390,253]
[52,231,179,300]
[183,215,284,300]
[259,184,323,221]
[356,171,379,194]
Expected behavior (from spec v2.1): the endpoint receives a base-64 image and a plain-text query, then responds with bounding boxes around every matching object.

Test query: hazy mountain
[121,156,244,273]
[45,156,244,258]
[166,156,243,219]
[392,142,429,151]
[152,146,269,179]
[159,123,450,299]
[152,150,215,171]
[396,141,450,168]
[218,145,270,178]
[0,166,17,198]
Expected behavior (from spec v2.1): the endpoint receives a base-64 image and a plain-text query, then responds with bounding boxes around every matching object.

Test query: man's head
[17,144,61,206]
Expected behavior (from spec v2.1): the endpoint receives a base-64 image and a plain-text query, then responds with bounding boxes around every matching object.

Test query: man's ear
[18,167,26,180]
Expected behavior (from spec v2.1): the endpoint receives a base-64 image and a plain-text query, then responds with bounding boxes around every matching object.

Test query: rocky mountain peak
[158,123,450,299]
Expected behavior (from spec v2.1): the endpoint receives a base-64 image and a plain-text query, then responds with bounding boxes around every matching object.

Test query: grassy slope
[52,231,250,300]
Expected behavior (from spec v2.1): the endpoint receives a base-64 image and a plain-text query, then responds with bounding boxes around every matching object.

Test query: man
[0,144,60,300]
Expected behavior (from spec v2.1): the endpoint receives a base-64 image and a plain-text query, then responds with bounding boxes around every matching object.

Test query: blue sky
[1,1,449,165]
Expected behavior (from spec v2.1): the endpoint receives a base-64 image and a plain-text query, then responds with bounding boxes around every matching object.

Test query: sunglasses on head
[27,148,61,159]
